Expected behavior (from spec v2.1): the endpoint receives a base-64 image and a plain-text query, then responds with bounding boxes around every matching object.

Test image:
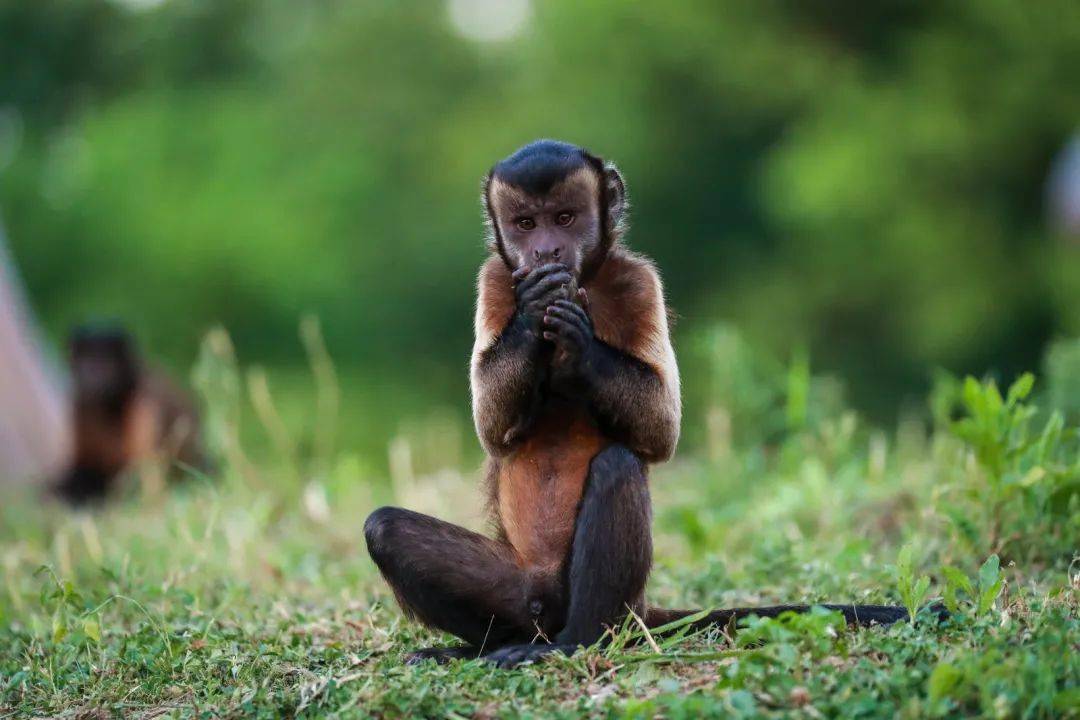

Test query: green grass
[1,365,1078,718]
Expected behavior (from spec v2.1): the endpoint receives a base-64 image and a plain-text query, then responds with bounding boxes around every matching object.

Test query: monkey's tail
[646,602,947,633]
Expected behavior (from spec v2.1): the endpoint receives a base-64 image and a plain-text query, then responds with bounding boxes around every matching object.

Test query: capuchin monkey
[55,324,205,505]
[365,140,912,668]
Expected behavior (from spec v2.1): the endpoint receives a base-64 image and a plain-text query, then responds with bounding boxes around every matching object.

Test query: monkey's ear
[603,162,628,232]
[481,171,515,269]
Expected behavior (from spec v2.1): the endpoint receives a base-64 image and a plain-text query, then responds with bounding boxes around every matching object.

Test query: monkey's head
[483,140,627,282]
[68,323,141,421]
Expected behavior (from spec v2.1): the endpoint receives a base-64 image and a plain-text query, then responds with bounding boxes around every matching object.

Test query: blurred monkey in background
[56,324,206,504]
[0,219,205,503]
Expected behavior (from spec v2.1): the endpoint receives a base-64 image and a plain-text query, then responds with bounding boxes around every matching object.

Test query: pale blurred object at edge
[1048,134,1080,239]
[447,0,530,43]
[0,217,71,485]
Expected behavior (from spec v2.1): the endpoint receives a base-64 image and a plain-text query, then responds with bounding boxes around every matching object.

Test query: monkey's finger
[525,262,569,283]
[577,288,589,310]
[514,269,545,295]
[545,304,589,334]
[523,270,572,293]
[520,272,573,304]
[514,263,564,295]
[530,285,572,312]
[511,266,531,284]
[525,291,572,319]
[542,315,587,348]
[551,299,591,327]
[532,261,569,275]
[523,275,572,313]
[548,302,592,332]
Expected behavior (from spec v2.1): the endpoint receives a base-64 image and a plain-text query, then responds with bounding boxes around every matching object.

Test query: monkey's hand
[514,263,573,332]
[544,291,595,390]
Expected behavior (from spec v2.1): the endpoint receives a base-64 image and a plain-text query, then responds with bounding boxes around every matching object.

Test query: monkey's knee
[364,506,409,565]
[586,444,647,498]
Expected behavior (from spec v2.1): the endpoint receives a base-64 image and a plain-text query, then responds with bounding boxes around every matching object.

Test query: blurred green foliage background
[2,0,1079,458]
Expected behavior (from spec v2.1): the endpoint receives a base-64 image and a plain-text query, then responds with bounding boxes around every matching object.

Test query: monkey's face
[69,328,140,418]
[486,167,602,278]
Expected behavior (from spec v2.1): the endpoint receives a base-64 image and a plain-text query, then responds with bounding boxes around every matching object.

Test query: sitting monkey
[365,140,912,667]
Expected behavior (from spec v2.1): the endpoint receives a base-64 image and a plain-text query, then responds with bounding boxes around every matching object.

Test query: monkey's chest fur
[492,406,605,572]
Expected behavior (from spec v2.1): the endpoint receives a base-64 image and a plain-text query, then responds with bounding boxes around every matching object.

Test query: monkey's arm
[470,260,573,456]
[544,255,681,462]
[470,314,546,456]
[545,300,679,462]
[587,339,679,462]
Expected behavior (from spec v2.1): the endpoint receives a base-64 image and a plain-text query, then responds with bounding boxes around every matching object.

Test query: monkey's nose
[533,247,563,264]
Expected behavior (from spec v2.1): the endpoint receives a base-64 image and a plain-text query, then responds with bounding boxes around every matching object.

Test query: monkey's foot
[482,642,577,669]
[405,645,482,665]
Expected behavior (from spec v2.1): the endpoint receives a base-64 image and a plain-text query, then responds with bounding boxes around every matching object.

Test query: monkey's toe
[483,642,576,669]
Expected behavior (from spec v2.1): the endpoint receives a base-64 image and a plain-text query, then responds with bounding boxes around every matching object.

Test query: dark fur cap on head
[69,321,137,355]
[482,139,629,277]
[490,140,602,197]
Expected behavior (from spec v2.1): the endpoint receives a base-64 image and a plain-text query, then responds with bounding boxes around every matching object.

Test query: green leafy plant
[976,555,1004,615]
[896,544,932,622]
[34,566,101,647]
[941,566,974,616]
[936,373,1080,561]
[939,555,1004,618]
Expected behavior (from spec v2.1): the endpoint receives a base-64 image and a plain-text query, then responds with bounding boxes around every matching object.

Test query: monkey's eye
[555,211,575,227]
[516,217,536,231]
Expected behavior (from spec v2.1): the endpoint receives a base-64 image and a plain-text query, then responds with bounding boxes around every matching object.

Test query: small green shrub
[933,373,1080,563]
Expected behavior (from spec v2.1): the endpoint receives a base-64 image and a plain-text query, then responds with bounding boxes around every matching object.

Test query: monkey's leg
[363,507,536,661]
[484,444,652,668]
